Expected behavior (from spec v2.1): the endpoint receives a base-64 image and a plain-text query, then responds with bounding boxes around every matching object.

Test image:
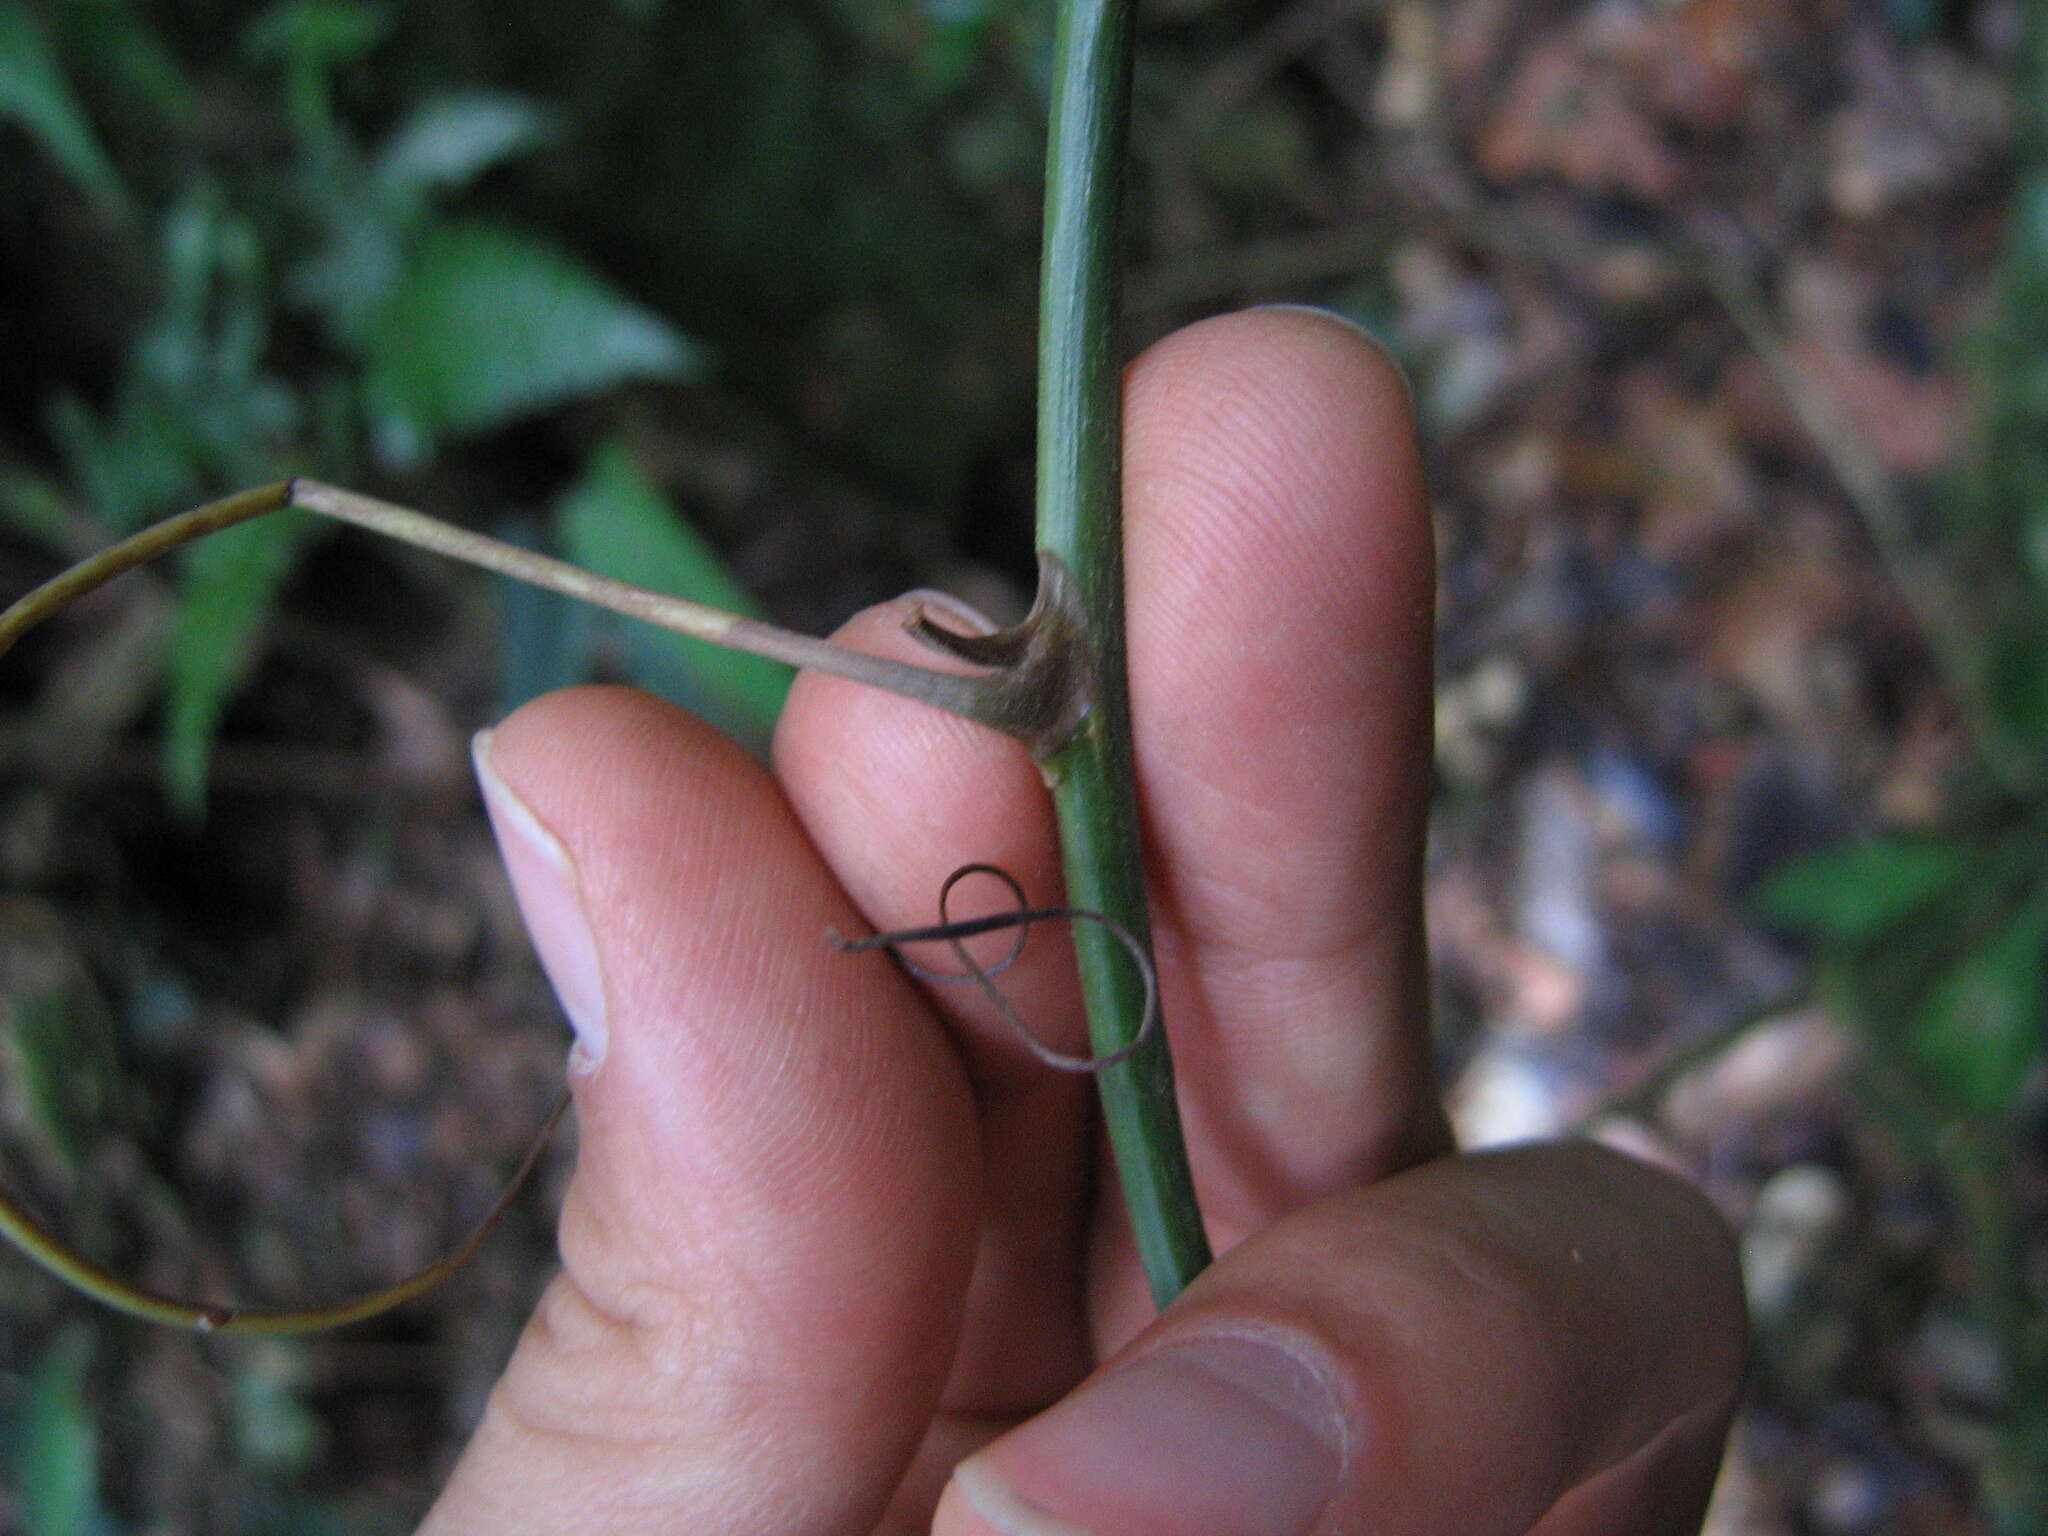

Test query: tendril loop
[831,863,1158,1074]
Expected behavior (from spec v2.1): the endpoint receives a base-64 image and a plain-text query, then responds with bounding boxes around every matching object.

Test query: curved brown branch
[0,1092,570,1334]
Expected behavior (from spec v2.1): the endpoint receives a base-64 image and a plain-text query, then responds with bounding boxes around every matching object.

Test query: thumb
[935,1143,1744,1536]
[422,687,980,1535]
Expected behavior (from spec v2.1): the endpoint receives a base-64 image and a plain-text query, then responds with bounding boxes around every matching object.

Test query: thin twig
[0,479,1094,758]
[0,1092,570,1335]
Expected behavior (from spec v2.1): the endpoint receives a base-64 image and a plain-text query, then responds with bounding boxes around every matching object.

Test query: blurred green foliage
[0,3,128,215]
[2,0,719,810]
[558,439,791,748]
[1955,6,2048,761]
[1756,12,2048,1528]
[7,1327,113,1536]
[7,986,121,1176]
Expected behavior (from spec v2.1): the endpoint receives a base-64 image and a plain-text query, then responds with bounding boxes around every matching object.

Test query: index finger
[1116,308,1447,1257]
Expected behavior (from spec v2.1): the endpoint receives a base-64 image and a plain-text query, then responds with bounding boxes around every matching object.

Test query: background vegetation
[0,0,2042,1531]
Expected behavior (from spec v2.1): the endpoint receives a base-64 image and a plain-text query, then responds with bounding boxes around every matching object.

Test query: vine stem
[1037,0,1212,1306]
[0,1090,567,1335]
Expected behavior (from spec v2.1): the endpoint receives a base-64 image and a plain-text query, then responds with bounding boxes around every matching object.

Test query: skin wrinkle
[1140,875,1442,1239]
[1130,582,1427,974]
[542,1174,965,1531]
[542,1152,832,1436]
[1131,653,1427,945]
[1197,969,1397,1199]
[493,1287,712,1460]
[1151,1006,1354,1236]
[1149,784,1416,963]
[473,1274,775,1530]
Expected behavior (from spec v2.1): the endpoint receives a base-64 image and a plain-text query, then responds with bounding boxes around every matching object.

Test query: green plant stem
[1036,0,1211,1307]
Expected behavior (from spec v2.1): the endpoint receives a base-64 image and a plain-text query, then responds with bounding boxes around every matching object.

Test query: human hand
[422,308,1745,1536]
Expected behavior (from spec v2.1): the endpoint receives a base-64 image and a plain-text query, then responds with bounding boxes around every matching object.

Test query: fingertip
[473,721,610,1073]
[1127,303,1430,638]
[1132,304,1415,419]
[1127,305,1427,573]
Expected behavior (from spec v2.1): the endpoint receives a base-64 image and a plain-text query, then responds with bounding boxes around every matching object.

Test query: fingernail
[473,729,609,1074]
[952,1335,1344,1536]
[904,588,998,636]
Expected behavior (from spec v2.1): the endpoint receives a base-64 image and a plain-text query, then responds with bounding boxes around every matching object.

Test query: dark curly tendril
[830,864,1159,1074]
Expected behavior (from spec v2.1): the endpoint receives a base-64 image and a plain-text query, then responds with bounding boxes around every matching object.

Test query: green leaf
[241,0,392,69]
[0,467,76,554]
[1909,899,2048,1115]
[49,389,205,535]
[9,1327,112,1536]
[366,222,702,462]
[1988,620,2048,745]
[9,988,119,1173]
[230,1344,325,1476]
[557,441,788,743]
[1881,0,1949,44]
[0,1,129,214]
[164,512,308,816]
[62,2,197,127]
[491,519,600,716]
[1755,837,1975,943]
[374,91,555,202]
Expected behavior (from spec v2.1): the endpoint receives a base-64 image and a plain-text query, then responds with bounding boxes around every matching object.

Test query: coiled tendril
[832,863,1158,1074]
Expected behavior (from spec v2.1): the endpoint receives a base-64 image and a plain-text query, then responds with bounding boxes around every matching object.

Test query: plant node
[906,552,1095,759]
